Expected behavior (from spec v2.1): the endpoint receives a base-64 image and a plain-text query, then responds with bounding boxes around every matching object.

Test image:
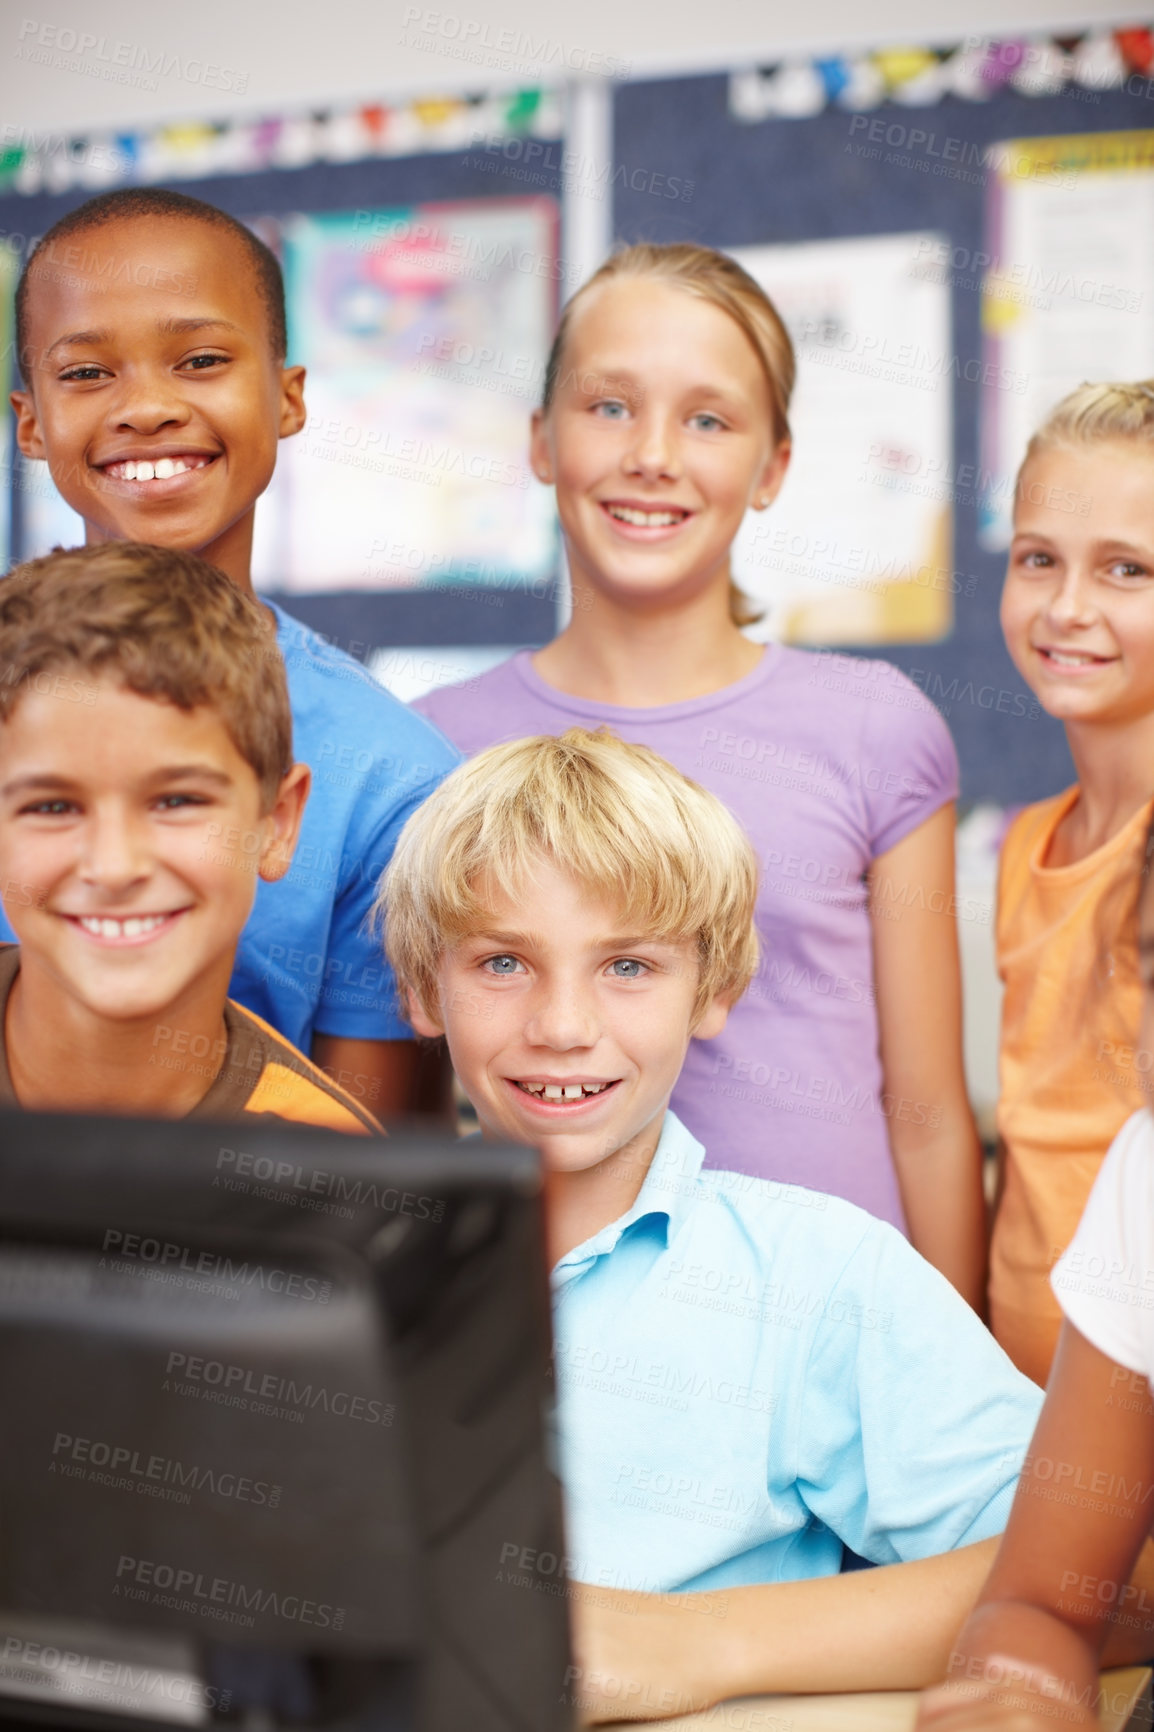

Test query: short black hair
[15,187,287,375]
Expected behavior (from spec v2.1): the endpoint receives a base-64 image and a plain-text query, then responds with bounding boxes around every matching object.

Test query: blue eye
[484,954,522,974]
[593,400,627,419]
[690,412,724,432]
[609,958,647,978]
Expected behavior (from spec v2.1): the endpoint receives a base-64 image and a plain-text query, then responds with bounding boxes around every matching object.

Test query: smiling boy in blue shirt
[8,186,458,1118]
[374,727,1154,1717]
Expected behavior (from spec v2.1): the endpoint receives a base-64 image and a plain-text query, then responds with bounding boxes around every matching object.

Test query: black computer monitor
[0,1110,572,1732]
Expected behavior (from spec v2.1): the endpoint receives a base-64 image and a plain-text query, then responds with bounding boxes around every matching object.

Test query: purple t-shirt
[414,646,958,1230]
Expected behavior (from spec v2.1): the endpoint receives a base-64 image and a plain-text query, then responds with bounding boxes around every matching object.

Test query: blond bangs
[378,729,759,1026]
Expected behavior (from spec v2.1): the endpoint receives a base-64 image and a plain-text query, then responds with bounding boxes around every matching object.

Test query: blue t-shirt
[0,603,459,1055]
[233,603,458,1049]
[552,1111,1042,1594]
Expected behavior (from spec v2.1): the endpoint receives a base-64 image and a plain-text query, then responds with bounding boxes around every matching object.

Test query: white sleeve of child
[1051,1109,1154,1383]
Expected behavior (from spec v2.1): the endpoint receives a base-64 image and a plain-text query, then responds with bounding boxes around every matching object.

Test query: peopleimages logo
[114,1556,345,1630]
[100,1230,331,1303]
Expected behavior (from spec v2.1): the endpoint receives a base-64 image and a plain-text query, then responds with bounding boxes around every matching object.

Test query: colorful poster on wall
[730,231,954,645]
[980,130,1154,549]
[252,196,560,593]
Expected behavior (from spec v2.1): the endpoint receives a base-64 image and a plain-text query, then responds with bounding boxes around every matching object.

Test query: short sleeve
[314,766,453,1041]
[1051,1110,1154,1380]
[795,1223,1043,1565]
[857,662,959,859]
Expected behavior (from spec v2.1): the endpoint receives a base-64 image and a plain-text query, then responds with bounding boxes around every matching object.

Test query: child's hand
[916,1676,1098,1731]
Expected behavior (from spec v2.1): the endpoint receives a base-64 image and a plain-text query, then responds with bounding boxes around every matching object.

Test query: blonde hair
[541,243,796,630]
[1021,379,1154,473]
[378,727,759,1026]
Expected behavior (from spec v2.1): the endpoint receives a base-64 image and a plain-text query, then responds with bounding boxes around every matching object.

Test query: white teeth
[1047,650,1097,666]
[78,913,167,939]
[517,1080,611,1099]
[108,455,203,481]
[609,505,685,527]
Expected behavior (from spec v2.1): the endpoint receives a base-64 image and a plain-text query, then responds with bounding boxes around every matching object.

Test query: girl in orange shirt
[990,381,1154,1386]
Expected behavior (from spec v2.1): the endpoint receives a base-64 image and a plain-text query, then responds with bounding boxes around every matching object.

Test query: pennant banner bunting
[728,26,1154,122]
[0,85,565,196]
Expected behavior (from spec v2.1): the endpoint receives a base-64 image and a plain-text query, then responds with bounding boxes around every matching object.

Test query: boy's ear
[10,390,46,461]
[406,990,445,1041]
[692,994,732,1042]
[278,365,307,440]
[529,408,553,484]
[752,439,791,512]
[258,761,311,882]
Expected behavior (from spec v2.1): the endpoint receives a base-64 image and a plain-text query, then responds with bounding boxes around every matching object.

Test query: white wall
[1,0,1137,135]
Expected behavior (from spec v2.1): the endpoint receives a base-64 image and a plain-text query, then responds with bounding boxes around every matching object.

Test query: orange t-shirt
[991,787,1152,1385]
[0,944,380,1135]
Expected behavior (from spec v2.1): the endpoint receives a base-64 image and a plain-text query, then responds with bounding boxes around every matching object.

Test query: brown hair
[0,542,291,809]
[541,243,796,629]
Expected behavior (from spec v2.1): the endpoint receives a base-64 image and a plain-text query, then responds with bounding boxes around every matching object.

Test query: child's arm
[572,1527,1154,1725]
[917,1321,1154,1730]
[868,802,988,1312]
[311,1034,453,1124]
[569,1539,999,1721]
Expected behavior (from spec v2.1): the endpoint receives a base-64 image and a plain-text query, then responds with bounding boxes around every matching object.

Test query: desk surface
[602,1666,1151,1731]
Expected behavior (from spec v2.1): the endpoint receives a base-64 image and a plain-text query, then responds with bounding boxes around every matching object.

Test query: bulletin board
[612,75,1154,806]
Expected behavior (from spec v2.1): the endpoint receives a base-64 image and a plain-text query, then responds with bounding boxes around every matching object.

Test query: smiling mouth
[1037,647,1113,668]
[68,912,185,941]
[603,504,690,528]
[100,455,216,482]
[512,1079,618,1102]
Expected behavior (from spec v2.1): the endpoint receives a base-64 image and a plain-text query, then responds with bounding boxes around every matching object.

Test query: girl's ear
[530,408,554,484]
[753,439,792,511]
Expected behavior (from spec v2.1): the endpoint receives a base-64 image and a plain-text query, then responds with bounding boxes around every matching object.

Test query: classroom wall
[1,0,1133,133]
[1,0,1140,815]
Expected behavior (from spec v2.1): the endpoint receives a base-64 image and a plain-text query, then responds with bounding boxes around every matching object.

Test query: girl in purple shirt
[416,242,984,1310]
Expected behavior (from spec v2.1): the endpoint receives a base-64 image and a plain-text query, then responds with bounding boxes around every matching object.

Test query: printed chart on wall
[980,130,1154,549]
[252,196,559,593]
[730,232,953,646]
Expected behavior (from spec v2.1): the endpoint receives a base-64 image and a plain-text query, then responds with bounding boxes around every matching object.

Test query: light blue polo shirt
[552,1111,1042,1594]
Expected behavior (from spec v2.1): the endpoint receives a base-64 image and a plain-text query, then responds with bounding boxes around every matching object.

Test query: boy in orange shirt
[0,539,377,1131]
[991,381,1154,1384]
